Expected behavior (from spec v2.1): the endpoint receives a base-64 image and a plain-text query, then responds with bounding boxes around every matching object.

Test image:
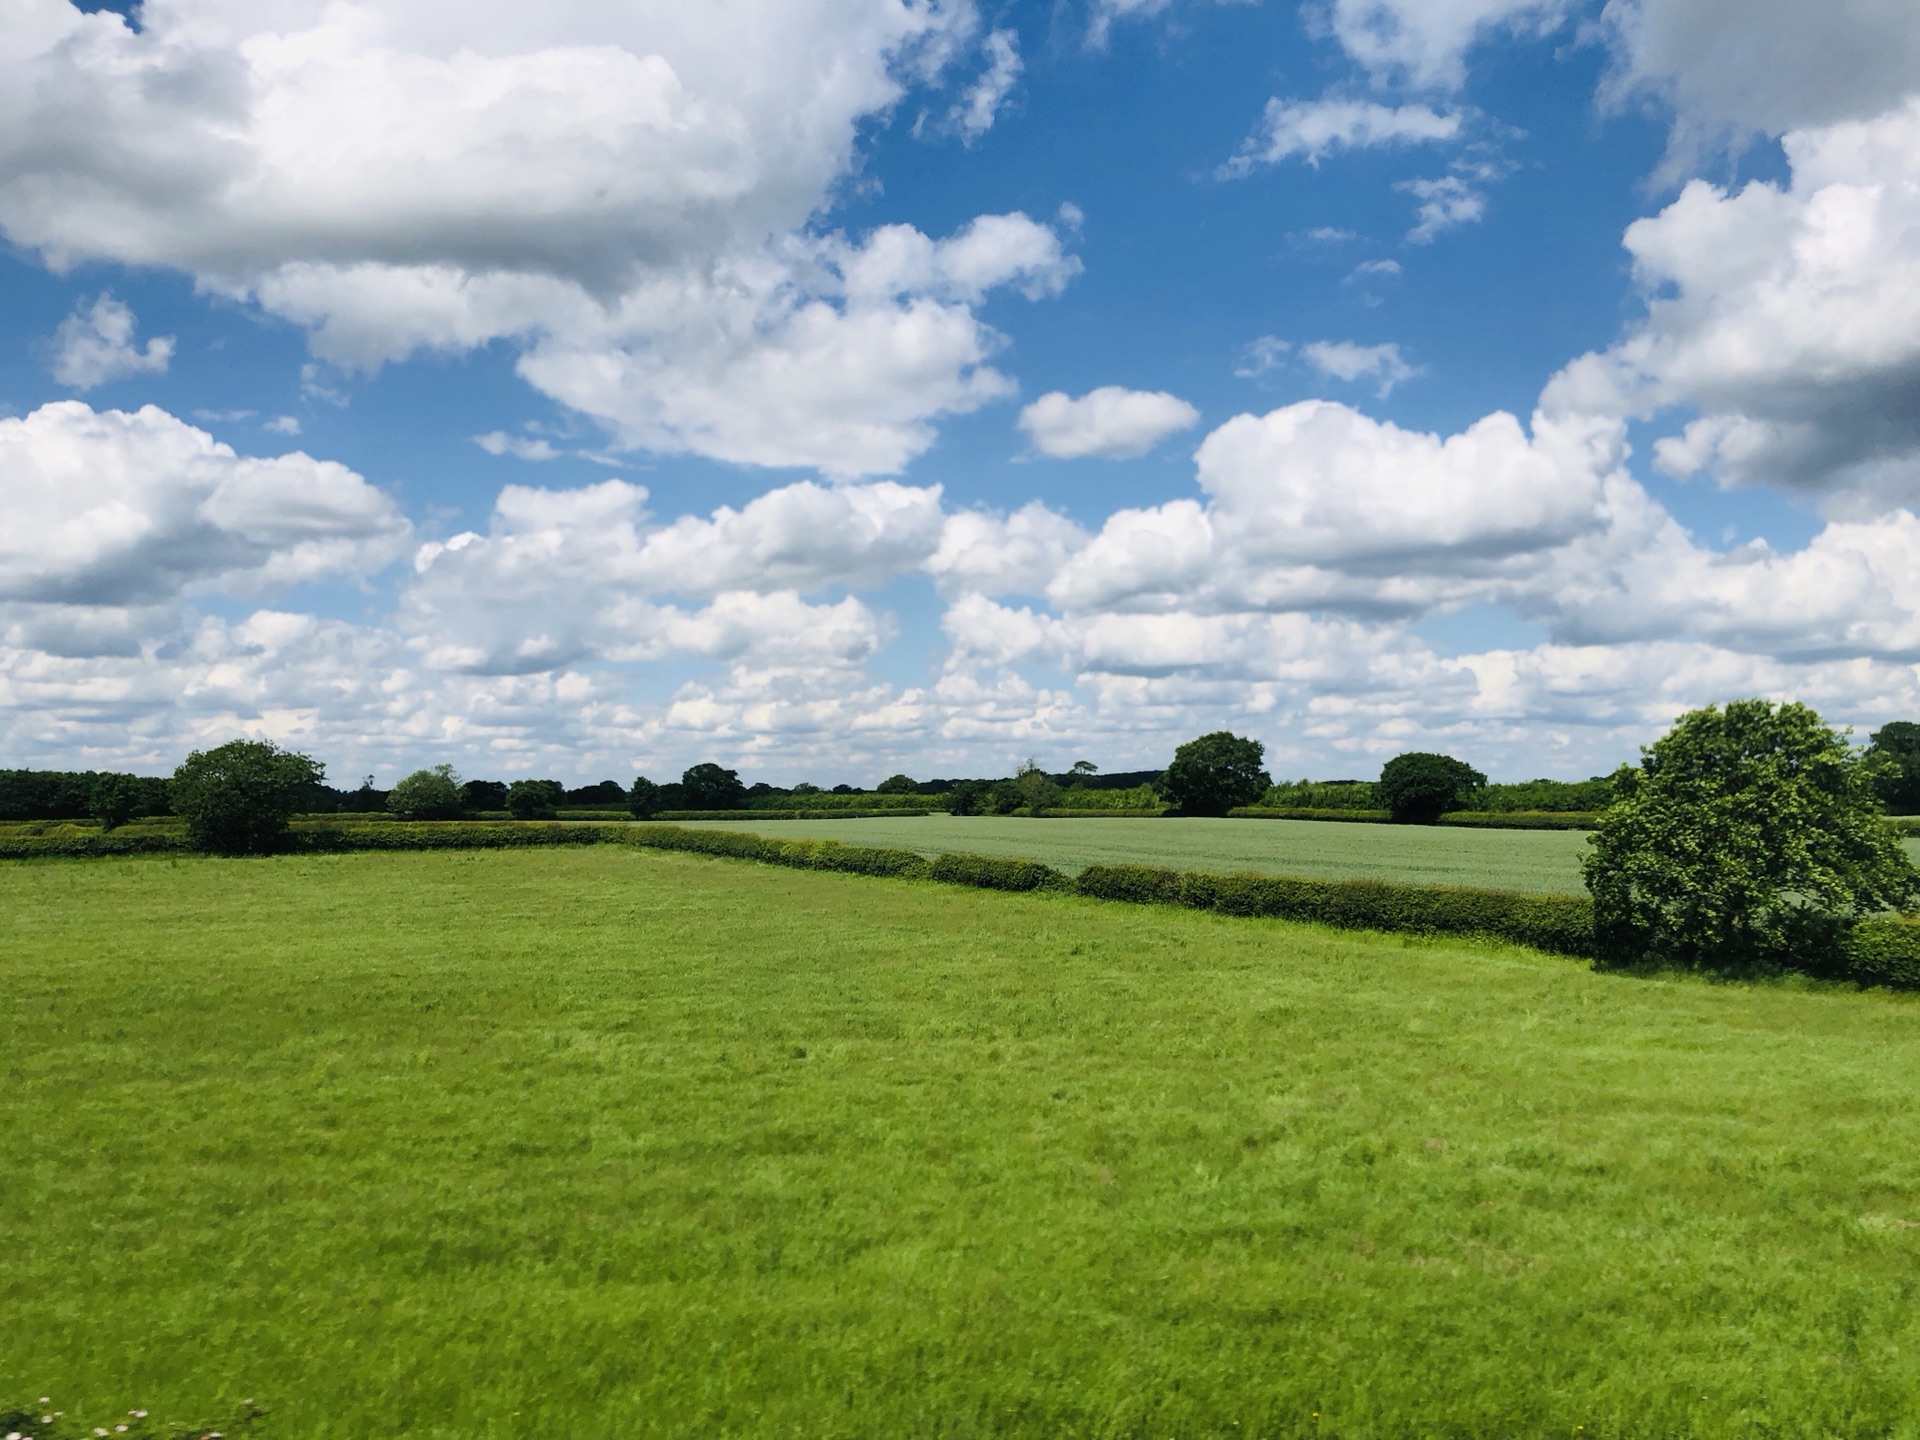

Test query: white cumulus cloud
[1222,98,1461,174]
[1018,386,1201,460]
[47,295,174,389]
[1300,340,1423,396]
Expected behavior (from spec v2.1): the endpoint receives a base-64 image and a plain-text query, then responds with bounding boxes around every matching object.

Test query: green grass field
[10,847,1920,1437]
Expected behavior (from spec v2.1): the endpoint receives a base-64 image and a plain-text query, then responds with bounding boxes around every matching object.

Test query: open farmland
[9,846,1920,1437]
[687,813,1601,893]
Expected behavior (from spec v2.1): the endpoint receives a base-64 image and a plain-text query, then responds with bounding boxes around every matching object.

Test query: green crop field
[687,813,1602,893]
[10,848,1920,1438]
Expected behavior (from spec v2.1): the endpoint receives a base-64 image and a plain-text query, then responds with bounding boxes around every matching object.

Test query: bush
[171,739,325,855]
[1835,917,1920,987]
[1378,753,1486,824]
[1075,864,1185,905]
[1163,732,1271,816]
[506,779,565,820]
[388,764,463,820]
[929,852,1065,892]
[1584,700,1919,970]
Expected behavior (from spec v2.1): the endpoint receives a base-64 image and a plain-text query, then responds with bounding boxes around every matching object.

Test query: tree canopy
[1161,732,1271,817]
[388,765,463,821]
[1869,721,1920,814]
[170,739,324,854]
[1377,753,1487,824]
[1584,699,1918,969]
[681,763,746,809]
[506,779,565,820]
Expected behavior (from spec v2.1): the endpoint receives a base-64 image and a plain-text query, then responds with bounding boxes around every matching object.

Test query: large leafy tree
[387,765,463,820]
[1161,732,1271,817]
[628,776,663,819]
[1869,721,1920,814]
[1584,699,1918,968]
[1378,752,1486,824]
[171,739,325,854]
[506,779,565,819]
[680,763,746,810]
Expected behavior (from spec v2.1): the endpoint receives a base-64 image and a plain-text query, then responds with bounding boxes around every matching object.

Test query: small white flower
[132,1413,148,1419]
[117,1427,130,1433]
[97,1427,110,1436]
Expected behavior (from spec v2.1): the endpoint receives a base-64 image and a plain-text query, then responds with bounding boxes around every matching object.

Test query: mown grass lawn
[7,846,1920,1438]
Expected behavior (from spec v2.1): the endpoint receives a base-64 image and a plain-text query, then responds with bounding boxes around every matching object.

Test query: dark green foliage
[1479,777,1612,812]
[946,779,993,815]
[505,779,565,820]
[628,776,663,818]
[336,778,388,812]
[680,762,746,809]
[626,823,932,880]
[170,739,325,855]
[1869,721,1920,814]
[1378,752,1487,824]
[658,807,932,821]
[1262,779,1381,810]
[0,769,169,821]
[387,765,463,820]
[1438,810,1597,830]
[1585,700,1920,970]
[566,780,628,805]
[1000,759,1064,813]
[1076,863,1596,956]
[928,851,1065,892]
[875,773,918,794]
[1162,732,1271,817]
[88,772,145,830]
[458,779,508,811]
[1835,916,1920,987]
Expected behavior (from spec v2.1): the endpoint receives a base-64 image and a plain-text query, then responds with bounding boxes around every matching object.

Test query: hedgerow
[1076,863,1597,957]
[928,851,1067,892]
[656,807,933,821]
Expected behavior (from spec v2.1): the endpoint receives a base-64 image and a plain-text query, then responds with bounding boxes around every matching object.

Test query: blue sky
[2,0,1918,786]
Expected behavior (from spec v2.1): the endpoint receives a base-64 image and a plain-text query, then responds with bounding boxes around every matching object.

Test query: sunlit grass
[7,846,1920,1437]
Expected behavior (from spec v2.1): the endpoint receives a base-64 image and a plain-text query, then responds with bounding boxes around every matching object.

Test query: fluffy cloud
[926,502,1089,596]
[1221,98,1460,173]
[1044,401,1621,616]
[1300,340,1422,396]
[1602,0,1920,155]
[1546,98,1920,505]
[47,295,174,389]
[1320,0,1573,90]
[949,28,1021,141]
[0,401,409,612]
[0,1,1075,476]
[1018,386,1201,459]
[400,476,935,674]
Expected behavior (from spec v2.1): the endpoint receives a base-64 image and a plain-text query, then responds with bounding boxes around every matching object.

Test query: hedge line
[1075,863,1597,957]
[1228,806,1598,830]
[654,807,934,821]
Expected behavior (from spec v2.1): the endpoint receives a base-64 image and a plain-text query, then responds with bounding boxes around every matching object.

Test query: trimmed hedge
[928,851,1067,892]
[1230,806,1394,823]
[625,823,931,879]
[1438,811,1598,831]
[656,807,933,821]
[1834,917,1920,987]
[1034,807,1168,819]
[1076,863,1596,957]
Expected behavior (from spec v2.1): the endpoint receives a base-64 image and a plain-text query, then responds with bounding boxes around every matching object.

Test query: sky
[2,0,1919,787]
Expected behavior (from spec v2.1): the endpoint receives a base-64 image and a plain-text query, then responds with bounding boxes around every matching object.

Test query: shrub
[1836,917,1920,987]
[505,779,565,820]
[171,739,325,855]
[1163,732,1271,816]
[1584,700,1919,970]
[681,762,746,809]
[1378,752,1486,824]
[929,852,1065,892]
[1076,864,1185,905]
[388,764,463,820]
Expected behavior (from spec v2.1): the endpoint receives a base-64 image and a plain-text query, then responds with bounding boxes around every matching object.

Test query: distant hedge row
[655,807,935,821]
[1229,806,1598,830]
